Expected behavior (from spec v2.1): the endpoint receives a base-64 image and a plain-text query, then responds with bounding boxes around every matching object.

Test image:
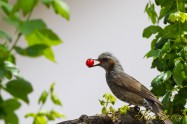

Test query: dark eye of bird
[103,58,108,61]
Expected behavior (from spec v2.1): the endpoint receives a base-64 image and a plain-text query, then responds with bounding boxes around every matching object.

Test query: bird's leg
[143,99,153,112]
[134,105,140,111]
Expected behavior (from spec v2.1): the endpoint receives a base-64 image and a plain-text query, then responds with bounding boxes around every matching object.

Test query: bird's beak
[92,59,101,67]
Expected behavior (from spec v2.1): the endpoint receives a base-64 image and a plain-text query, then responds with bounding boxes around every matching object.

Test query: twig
[9,6,34,51]
[9,32,21,51]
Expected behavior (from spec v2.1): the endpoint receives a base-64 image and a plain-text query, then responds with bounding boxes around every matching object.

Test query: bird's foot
[134,106,140,111]
[143,99,153,112]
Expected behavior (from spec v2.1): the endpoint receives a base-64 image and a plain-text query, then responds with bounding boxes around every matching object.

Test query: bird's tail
[152,102,173,124]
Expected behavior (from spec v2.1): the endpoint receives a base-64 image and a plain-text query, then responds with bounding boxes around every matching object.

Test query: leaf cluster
[25,83,65,124]
[0,44,33,124]
[143,0,187,123]
[0,0,70,62]
[0,0,70,124]
[99,93,116,114]
[99,93,130,117]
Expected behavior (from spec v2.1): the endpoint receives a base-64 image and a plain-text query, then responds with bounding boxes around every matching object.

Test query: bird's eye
[103,58,108,61]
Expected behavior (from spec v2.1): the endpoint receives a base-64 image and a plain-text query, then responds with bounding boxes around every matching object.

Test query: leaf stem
[26,11,33,21]
[38,102,45,112]
[9,7,34,52]
[10,33,21,51]
[38,90,49,112]
[176,0,179,11]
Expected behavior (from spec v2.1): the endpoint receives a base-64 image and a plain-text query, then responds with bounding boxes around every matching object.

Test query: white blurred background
[0,0,160,123]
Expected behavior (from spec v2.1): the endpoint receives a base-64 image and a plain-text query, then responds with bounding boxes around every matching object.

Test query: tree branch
[57,107,165,124]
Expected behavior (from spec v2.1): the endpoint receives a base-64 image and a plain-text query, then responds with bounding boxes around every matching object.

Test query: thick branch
[57,107,164,124]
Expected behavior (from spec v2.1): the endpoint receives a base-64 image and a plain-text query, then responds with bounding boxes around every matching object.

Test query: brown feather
[116,72,162,106]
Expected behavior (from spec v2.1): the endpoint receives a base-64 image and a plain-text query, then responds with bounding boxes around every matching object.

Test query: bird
[90,52,172,124]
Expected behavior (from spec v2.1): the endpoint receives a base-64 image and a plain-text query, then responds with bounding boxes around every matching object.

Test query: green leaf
[155,38,168,49]
[103,93,112,100]
[145,3,157,24]
[160,40,170,54]
[169,12,187,23]
[4,112,19,124]
[104,93,116,104]
[0,44,11,60]
[50,82,55,93]
[19,19,47,35]
[109,106,115,113]
[0,1,13,15]
[14,45,49,57]
[46,113,55,120]
[4,99,21,113]
[0,61,20,80]
[50,109,65,118]
[158,4,173,20]
[173,93,186,110]
[101,107,107,114]
[99,100,105,106]
[151,71,171,87]
[151,38,158,49]
[42,0,52,7]
[151,85,166,96]
[34,115,47,124]
[25,113,36,118]
[0,29,11,41]
[5,16,21,29]
[162,71,172,81]
[161,90,171,109]
[151,74,164,87]
[25,29,62,62]
[46,110,65,121]
[38,110,48,116]
[162,24,178,38]
[6,79,33,103]
[155,0,172,7]
[183,108,187,115]
[118,105,130,115]
[145,49,160,58]
[173,60,184,85]
[52,0,70,20]
[182,115,187,124]
[43,48,56,62]
[51,93,62,106]
[38,90,48,105]
[151,73,167,96]
[173,87,187,109]
[4,61,20,77]
[13,0,38,16]
[25,29,62,47]
[143,25,163,38]
[0,100,6,119]
[178,87,187,99]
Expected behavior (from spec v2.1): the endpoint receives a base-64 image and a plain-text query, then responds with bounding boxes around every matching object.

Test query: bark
[57,107,165,124]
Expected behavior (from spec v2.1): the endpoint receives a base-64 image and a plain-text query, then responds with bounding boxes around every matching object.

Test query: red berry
[86,59,94,67]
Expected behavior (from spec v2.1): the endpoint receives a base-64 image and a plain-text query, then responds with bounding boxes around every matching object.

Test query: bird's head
[91,52,123,72]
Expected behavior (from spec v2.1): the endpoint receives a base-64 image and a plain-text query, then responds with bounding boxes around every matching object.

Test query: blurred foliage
[143,0,187,123]
[25,83,65,124]
[0,0,70,123]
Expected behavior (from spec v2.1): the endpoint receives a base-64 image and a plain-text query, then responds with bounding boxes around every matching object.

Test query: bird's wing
[115,72,162,106]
